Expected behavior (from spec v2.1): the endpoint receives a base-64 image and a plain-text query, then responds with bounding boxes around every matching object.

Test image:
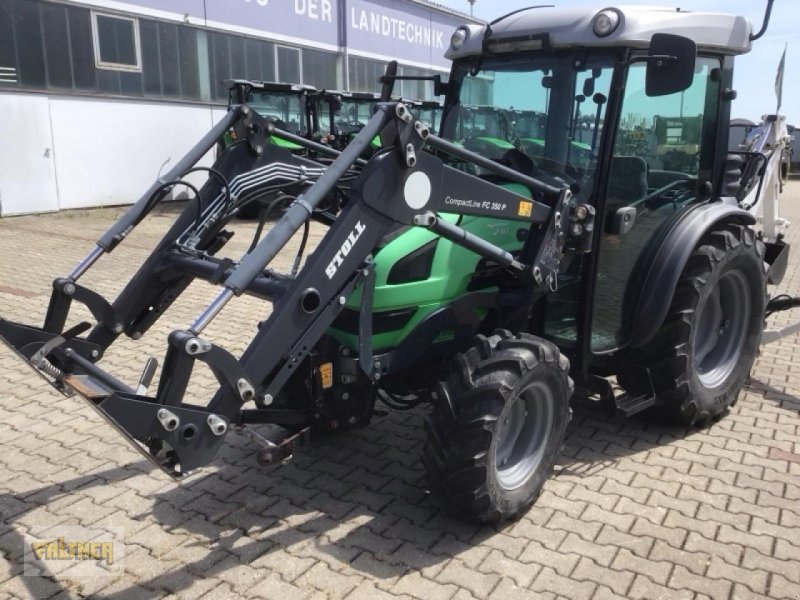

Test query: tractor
[1,2,795,523]
[221,80,319,154]
[317,90,385,153]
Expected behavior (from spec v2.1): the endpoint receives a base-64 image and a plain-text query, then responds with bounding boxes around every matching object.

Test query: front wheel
[423,330,572,523]
[624,222,766,426]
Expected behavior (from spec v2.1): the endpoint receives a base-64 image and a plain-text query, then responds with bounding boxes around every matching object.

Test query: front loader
[1,1,796,523]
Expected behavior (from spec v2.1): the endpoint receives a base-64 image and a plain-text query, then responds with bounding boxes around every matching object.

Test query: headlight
[592,9,621,37]
[451,27,469,50]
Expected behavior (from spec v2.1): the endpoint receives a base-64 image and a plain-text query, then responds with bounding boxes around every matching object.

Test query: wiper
[484,5,556,44]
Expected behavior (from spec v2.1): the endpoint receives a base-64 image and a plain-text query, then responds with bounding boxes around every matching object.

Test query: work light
[593,9,621,37]
[451,27,469,50]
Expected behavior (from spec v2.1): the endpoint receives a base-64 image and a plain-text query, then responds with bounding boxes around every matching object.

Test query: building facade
[0,0,477,215]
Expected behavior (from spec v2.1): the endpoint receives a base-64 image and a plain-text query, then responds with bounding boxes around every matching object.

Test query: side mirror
[646,33,696,97]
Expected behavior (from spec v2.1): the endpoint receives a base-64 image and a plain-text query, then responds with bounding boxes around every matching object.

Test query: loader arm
[0,99,588,478]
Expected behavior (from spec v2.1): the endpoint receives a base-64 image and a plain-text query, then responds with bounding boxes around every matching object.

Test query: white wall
[0,92,226,214]
[0,94,59,215]
[49,96,220,209]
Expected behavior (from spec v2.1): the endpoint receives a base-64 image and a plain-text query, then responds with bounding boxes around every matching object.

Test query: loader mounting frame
[0,90,587,479]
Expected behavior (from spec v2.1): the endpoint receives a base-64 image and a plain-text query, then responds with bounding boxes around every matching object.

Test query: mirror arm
[750,0,775,41]
[378,72,450,96]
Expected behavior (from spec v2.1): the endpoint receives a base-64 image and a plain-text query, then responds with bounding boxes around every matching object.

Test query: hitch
[239,426,311,466]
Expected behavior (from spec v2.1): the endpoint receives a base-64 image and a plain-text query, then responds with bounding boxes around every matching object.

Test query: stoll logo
[326,221,366,279]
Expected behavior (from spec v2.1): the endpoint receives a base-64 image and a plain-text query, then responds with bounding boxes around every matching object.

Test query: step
[614,392,656,417]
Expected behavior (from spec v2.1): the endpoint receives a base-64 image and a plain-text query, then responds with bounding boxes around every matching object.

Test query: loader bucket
[0,319,227,479]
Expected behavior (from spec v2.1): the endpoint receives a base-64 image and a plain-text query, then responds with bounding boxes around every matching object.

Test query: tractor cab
[441,6,753,366]
[224,80,318,151]
[408,99,443,132]
[318,90,383,151]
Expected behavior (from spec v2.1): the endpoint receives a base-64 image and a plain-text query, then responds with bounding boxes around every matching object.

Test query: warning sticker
[319,362,333,389]
[518,200,533,217]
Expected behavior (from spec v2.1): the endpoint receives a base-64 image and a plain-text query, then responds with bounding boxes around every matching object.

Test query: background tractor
[1,1,796,524]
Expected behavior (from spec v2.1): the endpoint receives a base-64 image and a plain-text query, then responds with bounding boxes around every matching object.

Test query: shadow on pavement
[1,395,718,598]
[747,376,800,410]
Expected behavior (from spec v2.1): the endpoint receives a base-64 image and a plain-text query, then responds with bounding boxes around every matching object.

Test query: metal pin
[157,408,180,432]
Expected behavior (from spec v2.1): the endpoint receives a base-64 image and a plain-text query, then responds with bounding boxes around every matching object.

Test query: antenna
[468,0,476,17]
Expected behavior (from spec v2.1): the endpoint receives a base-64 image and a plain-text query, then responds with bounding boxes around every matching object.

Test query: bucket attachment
[0,319,229,479]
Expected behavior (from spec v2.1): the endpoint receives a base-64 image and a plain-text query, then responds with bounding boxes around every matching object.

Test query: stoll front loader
[1,2,795,523]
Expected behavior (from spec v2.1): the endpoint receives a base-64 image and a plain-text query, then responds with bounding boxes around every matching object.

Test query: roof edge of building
[402,0,485,25]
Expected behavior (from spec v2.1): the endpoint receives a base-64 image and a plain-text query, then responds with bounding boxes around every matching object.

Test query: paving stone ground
[1,182,800,599]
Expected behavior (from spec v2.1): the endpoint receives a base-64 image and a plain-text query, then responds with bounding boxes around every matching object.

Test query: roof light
[593,9,621,37]
[451,27,469,50]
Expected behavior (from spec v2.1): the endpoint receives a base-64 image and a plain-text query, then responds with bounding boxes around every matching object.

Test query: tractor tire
[627,222,766,426]
[423,330,573,523]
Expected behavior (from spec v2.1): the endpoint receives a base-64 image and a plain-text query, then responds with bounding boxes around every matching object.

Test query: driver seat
[605,156,648,230]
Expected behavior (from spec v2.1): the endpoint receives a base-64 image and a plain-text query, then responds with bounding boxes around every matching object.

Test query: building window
[276,45,301,85]
[302,48,338,89]
[348,56,385,94]
[399,66,430,101]
[92,11,141,72]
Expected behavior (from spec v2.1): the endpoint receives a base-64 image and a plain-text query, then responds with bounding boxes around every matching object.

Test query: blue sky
[434,0,795,124]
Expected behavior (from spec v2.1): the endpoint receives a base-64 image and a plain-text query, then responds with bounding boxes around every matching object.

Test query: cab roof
[446,5,752,60]
[225,80,317,93]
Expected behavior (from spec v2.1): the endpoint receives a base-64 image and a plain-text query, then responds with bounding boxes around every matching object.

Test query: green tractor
[318,90,385,153]
[409,99,444,133]
[222,80,319,153]
[2,2,792,524]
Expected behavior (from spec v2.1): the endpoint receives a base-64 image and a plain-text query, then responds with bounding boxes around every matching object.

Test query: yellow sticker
[320,362,333,389]
[518,200,533,217]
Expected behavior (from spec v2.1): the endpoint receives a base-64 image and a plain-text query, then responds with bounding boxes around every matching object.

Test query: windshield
[417,105,442,130]
[442,54,615,196]
[250,91,308,135]
[326,98,377,135]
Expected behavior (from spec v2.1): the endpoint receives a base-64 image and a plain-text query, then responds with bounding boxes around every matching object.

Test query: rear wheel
[626,222,766,425]
[423,330,572,523]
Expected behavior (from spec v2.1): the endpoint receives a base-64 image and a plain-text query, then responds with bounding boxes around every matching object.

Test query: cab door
[589,56,722,352]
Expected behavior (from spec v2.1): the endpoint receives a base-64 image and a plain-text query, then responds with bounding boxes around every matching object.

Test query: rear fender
[628,201,755,349]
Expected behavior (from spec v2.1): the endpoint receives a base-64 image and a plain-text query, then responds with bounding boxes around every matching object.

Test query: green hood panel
[329,183,533,350]
[475,136,516,149]
[269,136,303,150]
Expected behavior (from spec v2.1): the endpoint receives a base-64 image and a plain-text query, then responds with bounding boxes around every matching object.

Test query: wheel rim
[494,381,555,491]
[692,269,751,388]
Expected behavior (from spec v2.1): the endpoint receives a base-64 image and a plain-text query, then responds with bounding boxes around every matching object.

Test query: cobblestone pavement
[1,183,799,600]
